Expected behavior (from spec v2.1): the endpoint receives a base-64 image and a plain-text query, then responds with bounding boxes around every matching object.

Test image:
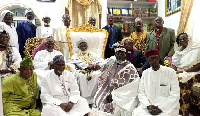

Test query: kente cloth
[129,30,147,54]
[0,22,19,49]
[33,49,63,88]
[16,21,37,57]
[69,51,105,104]
[36,26,54,38]
[0,47,22,79]
[133,66,180,116]
[2,72,40,116]
[93,56,139,115]
[178,74,200,116]
[54,26,71,60]
[40,70,90,116]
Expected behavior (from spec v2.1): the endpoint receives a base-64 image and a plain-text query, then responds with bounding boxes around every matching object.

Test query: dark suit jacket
[126,49,149,77]
[102,25,122,58]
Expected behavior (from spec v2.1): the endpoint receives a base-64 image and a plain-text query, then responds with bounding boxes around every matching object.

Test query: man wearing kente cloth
[2,55,40,116]
[92,45,140,116]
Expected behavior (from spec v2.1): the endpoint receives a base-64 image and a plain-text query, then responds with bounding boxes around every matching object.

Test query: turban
[43,13,50,19]
[77,38,87,47]
[53,55,65,64]
[115,45,126,53]
[20,55,33,66]
[145,49,159,58]
[25,8,33,15]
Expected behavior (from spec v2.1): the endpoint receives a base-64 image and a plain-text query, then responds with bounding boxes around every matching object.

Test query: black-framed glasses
[179,37,188,41]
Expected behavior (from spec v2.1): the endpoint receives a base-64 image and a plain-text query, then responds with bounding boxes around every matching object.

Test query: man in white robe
[0,10,19,49]
[68,38,105,107]
[41,55,90,116]
[33,36,63,88]
[54,14,71,60]
[36,15,54,38]
[133,49,180,116]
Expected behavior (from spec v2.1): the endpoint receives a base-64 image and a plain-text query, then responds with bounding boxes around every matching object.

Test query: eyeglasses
[179,37,188,41]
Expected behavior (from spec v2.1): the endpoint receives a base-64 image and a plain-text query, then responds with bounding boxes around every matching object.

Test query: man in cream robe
[33,36,63,88]
[133,49,180,116]
[41,55,90,116]
[0,10,19,49]
[54,14,71,60]
[68,39,105,106]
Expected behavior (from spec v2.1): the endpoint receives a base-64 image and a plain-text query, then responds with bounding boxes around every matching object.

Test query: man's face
[19,66,34,79]
[154,17,164,29]
[54,60,65,76]
[88,18,96,26]
[43,17,51,25]
[115,51,126,63]
[124,40,133,51]
[26,12,34,20]
[63,16,71,27]
[135,20,142,32]
[179,34,189,48]
[3,12,13,23]
[45,40,54,52]
[0,33,10,47]
[78,42,88,51]
[147,55,160,71]
[108,15,114,25]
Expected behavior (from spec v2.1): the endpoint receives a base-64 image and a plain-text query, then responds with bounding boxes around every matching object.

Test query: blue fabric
[16,21,37,57]
[126,49,150,77]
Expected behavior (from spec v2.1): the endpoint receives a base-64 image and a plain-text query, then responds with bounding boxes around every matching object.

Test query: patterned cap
[145,49,159,58]
[25,8,33,15]
[20,55,33,66]
[77,38,87,47]
[53,55,65,64]
[115,45,126,53]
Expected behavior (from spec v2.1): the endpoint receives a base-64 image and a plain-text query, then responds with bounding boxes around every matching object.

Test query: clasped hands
[147,105,162,115]
[86,64,100,71]
[59,102,74,112]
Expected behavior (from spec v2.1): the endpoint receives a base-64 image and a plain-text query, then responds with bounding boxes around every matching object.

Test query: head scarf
[115,45,126,53]
[145,49,159,58]
[0,10,12,22]
[20,55,33,66]
[53,55,65,64]
[77,38,87,47]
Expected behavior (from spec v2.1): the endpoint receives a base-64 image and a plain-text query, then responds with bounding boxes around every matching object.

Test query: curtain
[66,0,102,28]
[177,0,194,35]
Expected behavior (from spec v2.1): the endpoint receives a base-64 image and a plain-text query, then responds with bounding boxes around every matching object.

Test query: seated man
[68,38,105,107]
[93,46,140,116]
[133,49,180,116]
[2,55,40,116]
[33,36,63,88]
[0,28,22,80]
[123,38,149,77]
[41,55,90,116]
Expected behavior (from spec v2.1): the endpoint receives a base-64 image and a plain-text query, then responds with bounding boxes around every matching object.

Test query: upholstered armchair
[66,24,109,59]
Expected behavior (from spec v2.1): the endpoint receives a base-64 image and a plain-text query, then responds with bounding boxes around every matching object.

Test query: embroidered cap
[53,55,65,64]
[25,8,33,15]
[115,45,126,53]
[77,38,87,47]
[20,55,33,66]
[145,49,159,58]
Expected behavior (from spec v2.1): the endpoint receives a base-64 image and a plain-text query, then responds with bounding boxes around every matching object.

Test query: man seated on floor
[40,55,90,116]
[2,55,40,116]
[33,36,63,88]
[67,38,105,108]
[123,38,149,77]
[132,49,180,116]
[92,45,140,116]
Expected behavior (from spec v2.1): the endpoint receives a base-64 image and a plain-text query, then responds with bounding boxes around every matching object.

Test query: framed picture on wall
[165,0,181,16]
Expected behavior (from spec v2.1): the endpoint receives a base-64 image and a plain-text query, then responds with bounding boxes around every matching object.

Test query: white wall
[0,0,68,29]
[157,0,180,35]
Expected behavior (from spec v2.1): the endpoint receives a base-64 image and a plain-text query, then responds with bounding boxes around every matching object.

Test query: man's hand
[0,69,11,74]
[147,105,162,115]
[59,103,68,111]
[136,68,142,71]
[93,64,101,71]
[106,94,113,103]
[48,61,54,69]
[64,102,74,112]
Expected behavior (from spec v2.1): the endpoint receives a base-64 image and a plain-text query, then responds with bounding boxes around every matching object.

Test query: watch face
[36,0,56,2]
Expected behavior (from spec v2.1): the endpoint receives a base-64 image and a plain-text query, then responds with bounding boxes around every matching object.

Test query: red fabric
[128,51,133,61]
[145,49,159,58]
[148,0,156,2]
[155,27,163,49]
[32,40,58,59]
